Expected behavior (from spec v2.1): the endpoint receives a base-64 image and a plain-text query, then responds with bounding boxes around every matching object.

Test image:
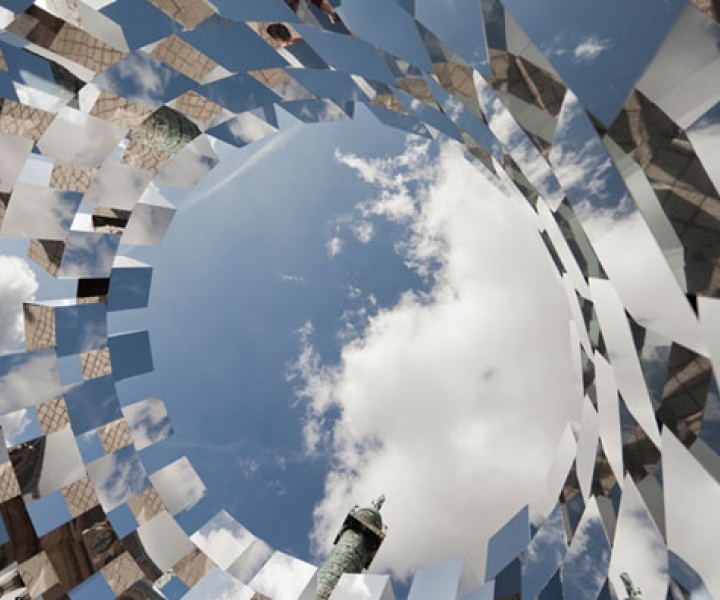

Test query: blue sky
[109,109,428,571]
[500,0,686,124]
[107,103,582,590]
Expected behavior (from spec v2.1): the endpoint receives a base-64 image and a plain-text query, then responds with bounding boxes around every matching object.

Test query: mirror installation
[0,0,719,598]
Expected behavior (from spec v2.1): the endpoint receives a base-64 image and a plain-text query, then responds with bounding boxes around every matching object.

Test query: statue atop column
[620,572,642,599]
[316,496,387,600]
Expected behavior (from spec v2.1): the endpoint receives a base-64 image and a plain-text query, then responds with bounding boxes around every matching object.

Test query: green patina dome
[354,494,385,529]
[354,506,383,529]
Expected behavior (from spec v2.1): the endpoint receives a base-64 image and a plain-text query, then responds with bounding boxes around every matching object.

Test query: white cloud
[337,143,428,224]
[352,220,374,243]
[291,139,581,580]
[327,236,344,258]
[573,35,612,61]
[0,254,38,355]
[242,458,260,477]
[338,306,371,345]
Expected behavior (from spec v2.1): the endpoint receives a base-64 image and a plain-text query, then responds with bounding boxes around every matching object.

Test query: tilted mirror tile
[0,131,33,193]
[86,445,149,513]
[484,506,528,584]
[226,537,275,583]
[248,550,317,600]
[147,457,205,516]
[0,349,62,414]
[133,510,194,574]
[121,395,172,451]
[521,504,567,599]
[180,566,255,600]
[64,375,121,435]
[608,476,668,599]
[330,574,395,600]
[1,184,81,240]
[406,558,478,600]
[53,230,120,279]
[106,330,153,382]
[36,107,127,168]
[0,406,42,447]
[11,426,85,500]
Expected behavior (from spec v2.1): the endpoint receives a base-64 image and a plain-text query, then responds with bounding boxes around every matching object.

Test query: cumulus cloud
[573,35,612,61]
[0,254,38,355]
[290,139,581,580]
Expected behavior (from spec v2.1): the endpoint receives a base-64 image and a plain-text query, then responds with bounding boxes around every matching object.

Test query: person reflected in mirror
[284,0,342,24]
[266,23,302,46]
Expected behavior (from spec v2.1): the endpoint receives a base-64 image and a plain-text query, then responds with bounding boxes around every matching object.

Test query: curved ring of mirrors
[0,0,720,598]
